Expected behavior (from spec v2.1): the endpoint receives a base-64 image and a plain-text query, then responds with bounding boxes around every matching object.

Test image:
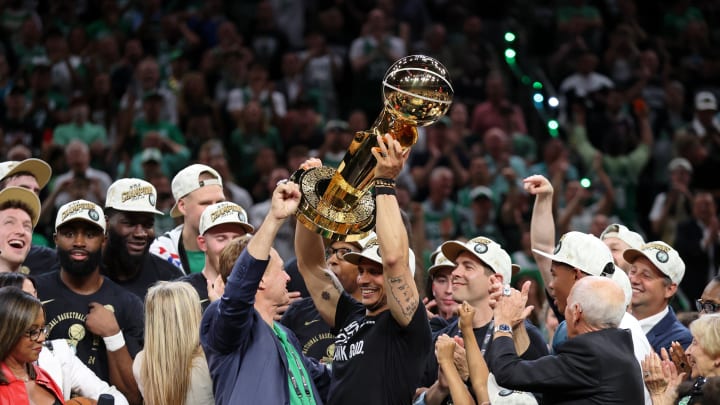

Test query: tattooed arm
[374,134,419,327]
[294,158,344,327]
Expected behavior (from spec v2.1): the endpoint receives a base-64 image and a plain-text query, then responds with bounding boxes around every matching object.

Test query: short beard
[58,248,103,277]
[103,230,148,279]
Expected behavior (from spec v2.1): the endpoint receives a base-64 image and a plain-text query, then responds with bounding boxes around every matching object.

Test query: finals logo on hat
[56,200,106,232]
[105,178,163,215]
[199,202,254,235]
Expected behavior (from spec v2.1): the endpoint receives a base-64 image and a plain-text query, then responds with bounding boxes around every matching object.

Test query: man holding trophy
[292,55,453,405]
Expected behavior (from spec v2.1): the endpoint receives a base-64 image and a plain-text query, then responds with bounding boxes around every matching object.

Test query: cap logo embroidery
[149,194,156,206]
[554,241,562,254]
[365,237,379,249]
[210,204,246,223]
[61,202,97,221]
[121,185,154,203]
[88,209,99,221]
[656,251,669,263]
[469,236,491,254]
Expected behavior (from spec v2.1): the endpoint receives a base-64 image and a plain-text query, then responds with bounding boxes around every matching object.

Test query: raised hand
[523,174,553,197]
[667,342,691,377]
[458,301,475,331]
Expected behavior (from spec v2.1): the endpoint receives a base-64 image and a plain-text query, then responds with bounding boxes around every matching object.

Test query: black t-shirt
[103,254,184,299]
[280,297,336,363]
[177,272,211,313]
[23,245,59,276]
[420,317,549,400]
[327,292,431,405]
[35,272,145,383]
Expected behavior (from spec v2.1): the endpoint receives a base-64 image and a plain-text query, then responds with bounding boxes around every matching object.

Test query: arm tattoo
[388,276,419,321]
[322,291,331,301]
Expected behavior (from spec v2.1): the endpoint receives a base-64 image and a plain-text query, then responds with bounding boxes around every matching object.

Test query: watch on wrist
[494,324,513,335]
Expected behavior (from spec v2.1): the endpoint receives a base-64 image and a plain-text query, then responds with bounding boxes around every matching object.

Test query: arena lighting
[533,93,544,103]
[504,48,516,60]
[548,96,559,107]
[532,81,543,89]
[547,119,559,130]
[580,178,592,188]
[504,32,516,42]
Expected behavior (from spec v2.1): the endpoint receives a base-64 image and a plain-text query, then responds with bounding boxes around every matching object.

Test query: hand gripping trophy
[292,55,453,241]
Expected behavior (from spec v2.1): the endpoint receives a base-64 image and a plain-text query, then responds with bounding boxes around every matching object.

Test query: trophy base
[293,166,375,242]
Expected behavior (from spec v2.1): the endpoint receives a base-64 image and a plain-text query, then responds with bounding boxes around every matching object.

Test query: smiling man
[103,178,183,299]
[35,200,144,405]
[294,135,431,405]
[624,241,692,353]
[0,186,41,273]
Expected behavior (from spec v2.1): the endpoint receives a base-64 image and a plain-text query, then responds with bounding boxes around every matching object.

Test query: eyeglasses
[695,299,720,313]
[24,326,48,342]
[325,247,353,260]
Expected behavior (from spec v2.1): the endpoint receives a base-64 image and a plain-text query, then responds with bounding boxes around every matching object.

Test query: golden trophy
[292,55,453,241]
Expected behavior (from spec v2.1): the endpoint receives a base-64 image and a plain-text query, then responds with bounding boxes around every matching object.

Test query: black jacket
[488,328,643,404]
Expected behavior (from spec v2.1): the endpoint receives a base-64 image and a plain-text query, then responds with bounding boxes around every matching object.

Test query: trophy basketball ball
[292,55,453,241]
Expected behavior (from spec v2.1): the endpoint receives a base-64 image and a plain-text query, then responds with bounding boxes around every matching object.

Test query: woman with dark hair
[0,273,128,404]
[0,287,64,404]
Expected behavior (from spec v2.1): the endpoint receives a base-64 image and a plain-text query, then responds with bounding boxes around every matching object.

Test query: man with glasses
[624,241,692,353]
[35,200,144,405]
[280,234,370,362]
[696,274,720,314]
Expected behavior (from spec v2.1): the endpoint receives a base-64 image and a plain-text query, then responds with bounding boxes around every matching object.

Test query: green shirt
[272,323,317,405]
[186,250,206,274]
[53,122,108,145]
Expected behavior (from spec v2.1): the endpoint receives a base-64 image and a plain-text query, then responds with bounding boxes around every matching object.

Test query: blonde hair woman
[132,282,214,405]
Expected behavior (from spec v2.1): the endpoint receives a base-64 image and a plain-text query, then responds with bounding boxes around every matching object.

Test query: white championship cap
[623,241,685,284]
[199,201,254,235]
[533,231,615,277]
[487,373,538,405]
[105,178,163,215]
[442,236,518,283]
[600,223,645,250]
[428,252,455,277]
[343,235,416,276]
[55,199,106,232]
[170,164,223,218]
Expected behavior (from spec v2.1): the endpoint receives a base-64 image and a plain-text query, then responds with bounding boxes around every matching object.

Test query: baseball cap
[533,231,615,277]
[0,187,41,227]
[105,178,163,215]
[695,91,717,111]
[55,199,106,232]
[140,148,162,164]
[170,164,223,218]
[487,374,538,405]
[428,252,455,277]
[441,236,519,283]
[199,201,254,235]
[324,119,349,132]
[343,236,416,276]
[668,157,692,173]
[600,223,645,250]
[623,241,685,284]
[0,158,52,189]
[469,186,493,202]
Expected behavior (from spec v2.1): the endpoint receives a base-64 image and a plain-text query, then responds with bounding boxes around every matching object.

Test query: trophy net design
[292,55,454,241]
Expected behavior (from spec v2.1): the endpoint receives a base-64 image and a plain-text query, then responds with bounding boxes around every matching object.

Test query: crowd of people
[1,0,720,404]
